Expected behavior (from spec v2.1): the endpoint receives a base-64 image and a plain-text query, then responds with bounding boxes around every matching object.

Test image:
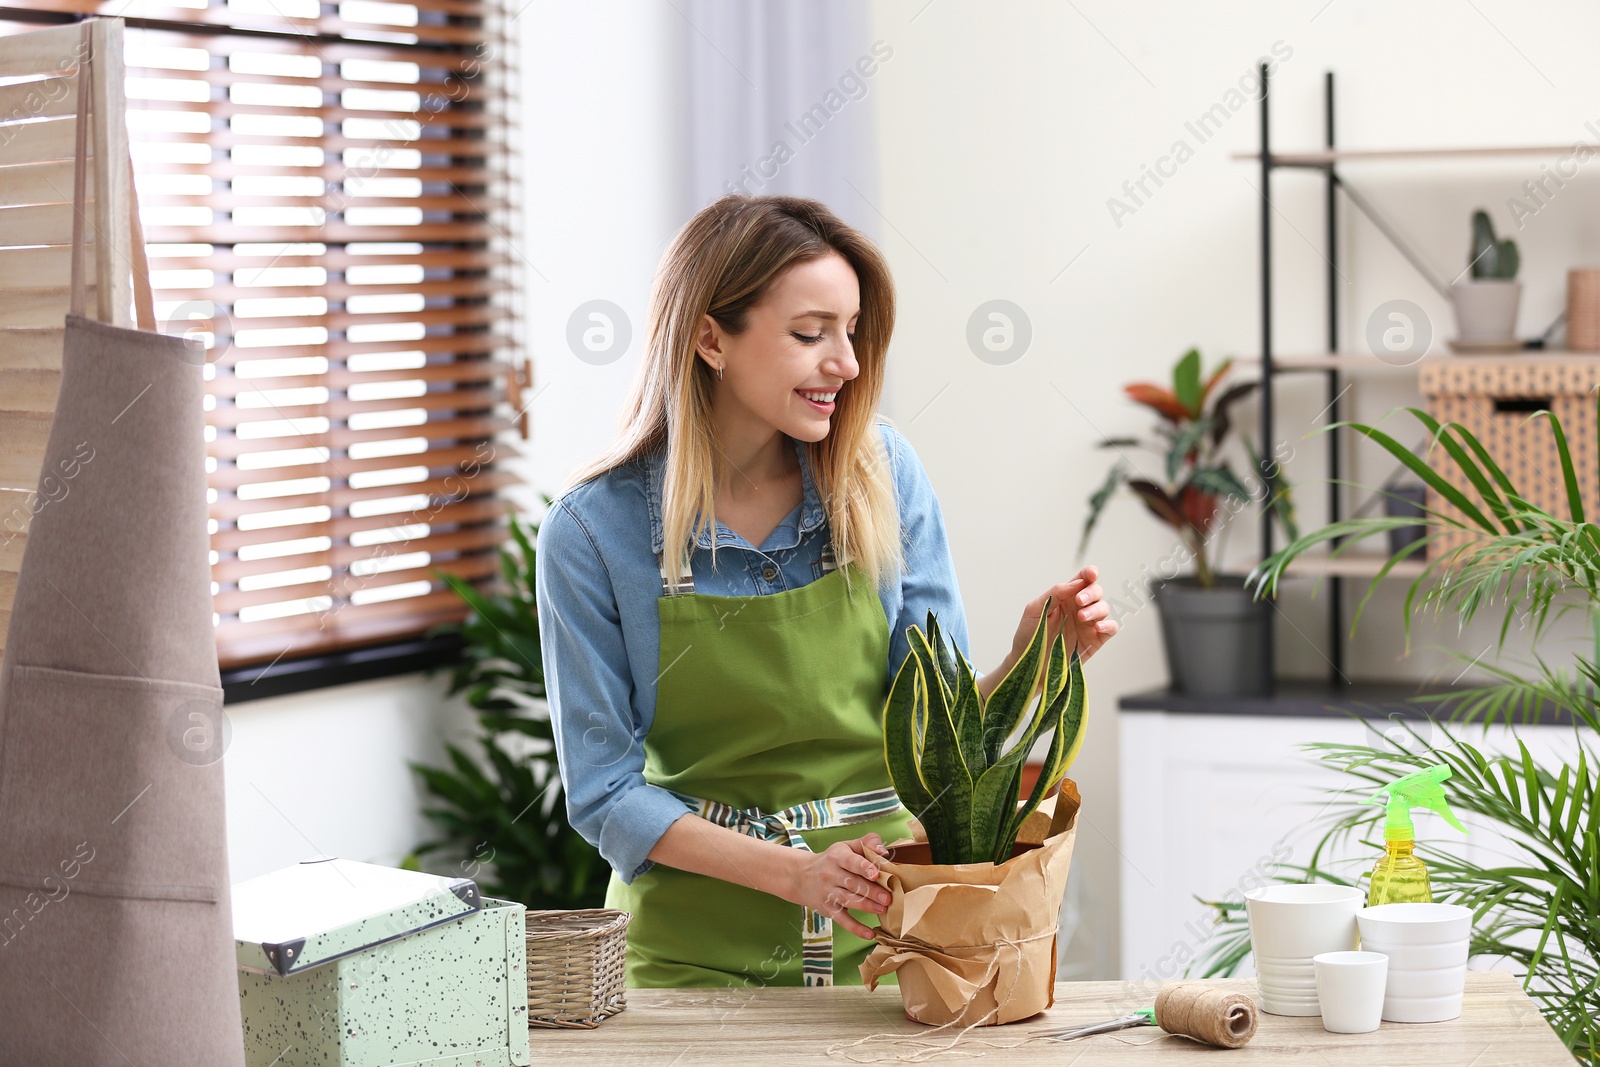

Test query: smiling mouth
[796,389,837,411]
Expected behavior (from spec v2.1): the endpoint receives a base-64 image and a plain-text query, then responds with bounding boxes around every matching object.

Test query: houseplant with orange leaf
[1080,348,1297,694]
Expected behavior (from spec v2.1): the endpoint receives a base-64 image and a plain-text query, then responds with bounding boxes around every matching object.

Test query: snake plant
[882,602,1087,865]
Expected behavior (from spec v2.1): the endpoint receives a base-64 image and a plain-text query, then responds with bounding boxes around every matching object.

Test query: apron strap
[666,785,904,986]
[657,542,841,598]
[67,22,156,332]
[68,22,92,322]
[657,550,694,596]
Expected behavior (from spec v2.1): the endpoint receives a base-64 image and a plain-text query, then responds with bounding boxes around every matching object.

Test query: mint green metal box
[233,856,530,1067]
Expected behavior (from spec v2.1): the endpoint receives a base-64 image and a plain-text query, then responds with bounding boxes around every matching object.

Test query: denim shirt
[534,420,970,885]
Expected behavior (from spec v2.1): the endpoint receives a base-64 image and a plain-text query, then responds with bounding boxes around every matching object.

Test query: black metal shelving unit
[1126,65,1491,713]
[1256,67,1352,687]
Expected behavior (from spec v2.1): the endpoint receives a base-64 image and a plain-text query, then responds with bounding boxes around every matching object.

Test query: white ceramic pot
[1358,903,1471,1023]
[1451,279,1522,344]
[1313,950,1389,1034]
[1246,884,1365,1016]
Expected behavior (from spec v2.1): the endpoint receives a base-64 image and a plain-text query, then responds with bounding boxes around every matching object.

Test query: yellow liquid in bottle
[1367,838,1433,906]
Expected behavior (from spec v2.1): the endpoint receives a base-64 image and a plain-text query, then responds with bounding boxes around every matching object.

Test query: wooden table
[530,971,1573,1064]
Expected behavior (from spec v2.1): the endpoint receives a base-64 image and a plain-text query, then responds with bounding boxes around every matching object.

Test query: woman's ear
[695,313,725,373]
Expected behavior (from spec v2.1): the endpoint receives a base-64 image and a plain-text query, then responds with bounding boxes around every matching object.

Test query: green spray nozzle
[1366,765,1467,842]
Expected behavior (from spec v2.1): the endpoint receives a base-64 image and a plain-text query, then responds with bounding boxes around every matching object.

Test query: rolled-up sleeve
[535,499,691,884]
[882,424,972,684]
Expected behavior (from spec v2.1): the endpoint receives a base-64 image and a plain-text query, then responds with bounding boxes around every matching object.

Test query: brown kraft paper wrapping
[858,799,1079,1027]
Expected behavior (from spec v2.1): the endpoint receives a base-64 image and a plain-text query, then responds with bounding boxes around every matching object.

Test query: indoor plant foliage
[1081,346,1293,588]
[1193,402,1600,1060]
[1081,346,1296,696]
[1467,207,1520,282]
[860,603,1085,1026]
[405,508,610,911]
[882,606,1085,865]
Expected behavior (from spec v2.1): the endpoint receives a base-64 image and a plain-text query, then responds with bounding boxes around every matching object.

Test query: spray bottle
[1364,765,1467,906]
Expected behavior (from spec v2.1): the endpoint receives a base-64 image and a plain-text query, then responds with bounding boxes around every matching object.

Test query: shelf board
[1118,680,1577,724]
[1230,144,1596,166]
[1285,555,1427,580]
[1236,350,1597,373]
[1237,353,1428,373]
[1116,680,1496,718]
[1223,554,1428,581]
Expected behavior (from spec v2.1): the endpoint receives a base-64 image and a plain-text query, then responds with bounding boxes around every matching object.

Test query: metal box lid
[233,855,480,976]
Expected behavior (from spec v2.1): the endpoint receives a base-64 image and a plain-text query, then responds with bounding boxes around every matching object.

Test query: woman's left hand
[1009,565,1118,665]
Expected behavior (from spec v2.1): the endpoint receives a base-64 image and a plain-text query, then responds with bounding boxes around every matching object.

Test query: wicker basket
[525,908,631,1029]
[1421,356,1600,558]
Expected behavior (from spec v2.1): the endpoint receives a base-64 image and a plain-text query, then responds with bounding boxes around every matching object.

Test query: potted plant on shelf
[860,606,1085,1026]
[1081,347,1297,696]
[1450,208,1521,349]
[1190,400,1600,1059]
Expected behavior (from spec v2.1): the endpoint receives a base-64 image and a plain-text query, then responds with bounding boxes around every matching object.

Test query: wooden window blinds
[0,2,525,673]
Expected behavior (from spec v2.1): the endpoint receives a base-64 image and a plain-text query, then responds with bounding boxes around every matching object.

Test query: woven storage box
[525,908,631,1028]
[1421,357,1600,559]
[1569,269,1600,351]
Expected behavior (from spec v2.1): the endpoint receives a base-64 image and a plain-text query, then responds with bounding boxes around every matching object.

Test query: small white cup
[1246,884,1365,1016]
[1358,903,1472,1023]
[1314,950,1389,1034]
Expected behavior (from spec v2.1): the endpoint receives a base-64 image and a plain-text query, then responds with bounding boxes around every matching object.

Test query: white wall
[229,0,1600,980]
[224,673,466,882]
[512,0,690,504]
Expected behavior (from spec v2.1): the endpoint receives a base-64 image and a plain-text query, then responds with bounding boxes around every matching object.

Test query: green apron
[604,543,914,988]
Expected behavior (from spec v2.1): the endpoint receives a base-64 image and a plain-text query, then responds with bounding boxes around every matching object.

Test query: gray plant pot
[1384,485,1428,557]
[1152,576,1272,697]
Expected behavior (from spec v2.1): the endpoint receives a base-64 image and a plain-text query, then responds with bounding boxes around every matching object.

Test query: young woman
[535,194,1117,989]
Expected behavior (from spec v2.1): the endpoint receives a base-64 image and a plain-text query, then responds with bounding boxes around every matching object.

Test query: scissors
[1031,1007,1156,1042]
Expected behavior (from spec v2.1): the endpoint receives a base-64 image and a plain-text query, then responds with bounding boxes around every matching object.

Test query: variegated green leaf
[882,647,932,831]
[925,614,986,772]
[926,612,960,698]
[998,650,1086,860]
[981,600,1053,764]
[970,756,1025,862]
[1042,631,1068,708]
[908,638,974,863]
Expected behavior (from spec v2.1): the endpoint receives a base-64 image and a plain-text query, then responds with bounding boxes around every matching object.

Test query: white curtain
[682,0,881,232]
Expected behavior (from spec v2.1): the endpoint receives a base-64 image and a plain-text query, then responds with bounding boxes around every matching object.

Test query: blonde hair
[567,194,904,590]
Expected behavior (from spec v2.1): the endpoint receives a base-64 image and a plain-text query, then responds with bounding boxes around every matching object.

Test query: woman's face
[699,251,861,445]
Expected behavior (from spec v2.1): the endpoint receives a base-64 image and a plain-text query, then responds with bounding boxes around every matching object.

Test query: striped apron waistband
[665,785,906,987]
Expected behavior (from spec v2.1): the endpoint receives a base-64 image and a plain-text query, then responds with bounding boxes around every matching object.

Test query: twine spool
[1568,269,1600,352]
[1153,983,1259,1049]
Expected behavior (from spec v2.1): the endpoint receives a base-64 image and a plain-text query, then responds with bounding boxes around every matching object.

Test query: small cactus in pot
[1452,207,1523,345]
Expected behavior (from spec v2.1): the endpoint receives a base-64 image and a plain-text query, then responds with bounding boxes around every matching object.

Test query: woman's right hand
[784,833,894,940]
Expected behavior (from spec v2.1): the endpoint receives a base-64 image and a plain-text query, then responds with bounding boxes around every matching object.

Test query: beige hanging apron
[0,24,245,1065]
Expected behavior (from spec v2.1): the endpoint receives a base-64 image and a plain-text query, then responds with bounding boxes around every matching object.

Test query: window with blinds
[1,1,525,675]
